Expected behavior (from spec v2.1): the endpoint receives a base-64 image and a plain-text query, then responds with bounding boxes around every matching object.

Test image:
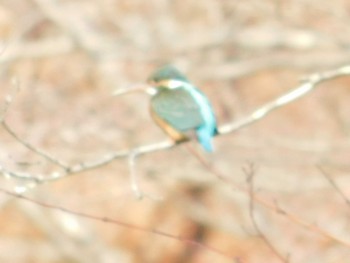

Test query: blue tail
[196,126,215,152]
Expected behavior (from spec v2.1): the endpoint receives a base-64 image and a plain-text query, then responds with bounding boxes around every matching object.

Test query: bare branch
[318,166,350,208]
[68,140,174,174]
[186,145,350,249]
[219,65,350,134]
[2,65,350,189]
[199,50,350,80]
[1,122,69,169]
[245,164,289,263]
[0,187,235,261]
[0,80,68,170]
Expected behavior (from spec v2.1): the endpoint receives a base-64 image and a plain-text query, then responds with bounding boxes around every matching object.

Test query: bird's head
[113,65,188,96]
[147,65,188,88]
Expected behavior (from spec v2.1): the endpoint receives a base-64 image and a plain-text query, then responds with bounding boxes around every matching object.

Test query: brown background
[0,0,350,262]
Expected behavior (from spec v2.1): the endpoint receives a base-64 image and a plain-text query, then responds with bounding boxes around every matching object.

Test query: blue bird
[147,65,218,152]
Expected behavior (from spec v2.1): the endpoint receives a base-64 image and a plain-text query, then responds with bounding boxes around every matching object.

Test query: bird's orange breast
[150,106,188,143]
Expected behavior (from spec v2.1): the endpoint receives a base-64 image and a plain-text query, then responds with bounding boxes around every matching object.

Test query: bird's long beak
[113,83,151,96]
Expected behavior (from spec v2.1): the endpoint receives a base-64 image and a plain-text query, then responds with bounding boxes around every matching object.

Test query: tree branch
[245,164,289,263]
[1,65,350,186]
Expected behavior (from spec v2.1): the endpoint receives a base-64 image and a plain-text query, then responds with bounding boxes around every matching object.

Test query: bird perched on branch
[147,65,218,152]
[114,65,218,152]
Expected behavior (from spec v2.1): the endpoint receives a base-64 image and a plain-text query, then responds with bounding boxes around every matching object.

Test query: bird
[146,65,218,152]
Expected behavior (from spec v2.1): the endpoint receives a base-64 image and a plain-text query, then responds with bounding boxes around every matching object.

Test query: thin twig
[2,121,69,169]
[0,83,68,170]
[245,164,289,263]
[0,187,235,261]
[185,144,350,249]
[68,140,174,174]
[219,65,350,134]
[318,166,350,208]
[2,65,350,186]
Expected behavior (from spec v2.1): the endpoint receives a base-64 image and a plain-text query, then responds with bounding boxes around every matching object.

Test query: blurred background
[0,0,350,262]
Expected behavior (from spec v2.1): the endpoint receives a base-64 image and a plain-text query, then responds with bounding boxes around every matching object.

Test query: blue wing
[151,88,204,131]
[151,84,217,152]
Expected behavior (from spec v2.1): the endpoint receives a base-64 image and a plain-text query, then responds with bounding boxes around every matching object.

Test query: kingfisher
[147,65,218,152]
[114,65,218,152]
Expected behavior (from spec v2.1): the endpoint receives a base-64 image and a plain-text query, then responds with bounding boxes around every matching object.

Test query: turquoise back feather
[149,66,217,152]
